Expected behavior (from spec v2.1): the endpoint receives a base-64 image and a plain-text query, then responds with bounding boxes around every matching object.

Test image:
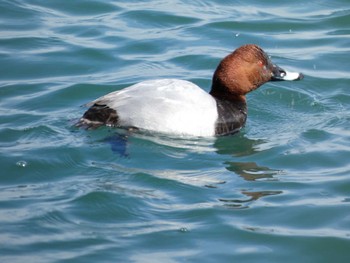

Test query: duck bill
[271,64,304,81]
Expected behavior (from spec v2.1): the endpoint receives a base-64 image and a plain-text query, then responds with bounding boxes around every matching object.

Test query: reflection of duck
[219,190,283,209]
[77,44,302,136]
[214,135,284,207]
[213,133,283,181]
[225,161,282,181]
[214,133,265,157]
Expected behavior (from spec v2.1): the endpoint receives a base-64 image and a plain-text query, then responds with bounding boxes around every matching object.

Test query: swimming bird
[77,44,303,136]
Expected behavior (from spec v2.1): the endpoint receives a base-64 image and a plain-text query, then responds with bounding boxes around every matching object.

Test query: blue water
[1,0,350,262]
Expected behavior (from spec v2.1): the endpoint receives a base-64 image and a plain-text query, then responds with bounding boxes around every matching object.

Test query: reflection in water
[214,133,283,181]
[214,133,285,208]
[214,133,266,157]
[225,161,283,181]
[219,190,283,209]
[99,129,285,208]
[105,129,216,156]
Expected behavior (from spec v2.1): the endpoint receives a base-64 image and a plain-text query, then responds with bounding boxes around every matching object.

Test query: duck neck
[209,82,247,110]
[210,82,248,136]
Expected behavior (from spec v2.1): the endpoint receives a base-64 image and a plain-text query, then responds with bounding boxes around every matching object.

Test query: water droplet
[16,160,27,167]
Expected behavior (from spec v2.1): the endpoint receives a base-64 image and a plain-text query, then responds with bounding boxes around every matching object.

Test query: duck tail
[75,104,119,129]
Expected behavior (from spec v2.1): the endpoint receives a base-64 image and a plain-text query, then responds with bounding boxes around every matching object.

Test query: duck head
[210,44,303,101]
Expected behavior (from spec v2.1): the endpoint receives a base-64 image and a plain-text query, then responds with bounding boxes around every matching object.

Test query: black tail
[75,104,119,129]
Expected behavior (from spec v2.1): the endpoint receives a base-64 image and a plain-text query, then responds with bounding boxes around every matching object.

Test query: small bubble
[235,33,240,37]
[179,227,189,233]
[16,160,28,167]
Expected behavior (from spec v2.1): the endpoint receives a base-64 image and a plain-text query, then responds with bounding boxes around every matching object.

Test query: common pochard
[77,44,303,136]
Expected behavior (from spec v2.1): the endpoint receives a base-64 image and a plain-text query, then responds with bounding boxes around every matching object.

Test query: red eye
[258,61,264,67]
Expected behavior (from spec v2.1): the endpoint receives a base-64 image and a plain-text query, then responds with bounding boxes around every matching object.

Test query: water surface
[1,0,350,262]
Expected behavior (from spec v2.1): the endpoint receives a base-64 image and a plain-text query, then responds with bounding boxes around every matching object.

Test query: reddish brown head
[210,44,303,102]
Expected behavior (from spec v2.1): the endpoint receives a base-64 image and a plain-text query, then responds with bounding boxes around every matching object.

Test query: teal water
[1,0,350,262]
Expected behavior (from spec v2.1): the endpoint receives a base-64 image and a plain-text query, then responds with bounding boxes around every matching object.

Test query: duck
[77,44,303,136]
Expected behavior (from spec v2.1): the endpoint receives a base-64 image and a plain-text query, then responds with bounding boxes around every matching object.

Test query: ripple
[120,9,200,29]
[242,225,350,239]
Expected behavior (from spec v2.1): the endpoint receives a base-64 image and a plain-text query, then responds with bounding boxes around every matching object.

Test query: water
[1,0,349,262]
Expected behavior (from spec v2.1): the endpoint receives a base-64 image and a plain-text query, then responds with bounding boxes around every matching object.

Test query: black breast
[214,99,247,136]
